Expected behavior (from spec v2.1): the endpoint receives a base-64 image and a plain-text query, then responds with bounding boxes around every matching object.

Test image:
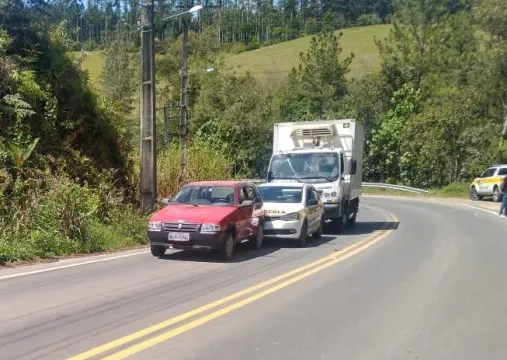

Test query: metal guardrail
[241,179,430,194]
[361,182,430,194]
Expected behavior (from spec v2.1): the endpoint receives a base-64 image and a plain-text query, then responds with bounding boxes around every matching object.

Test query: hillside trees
[351,0,497,187]
[0,0,146,262]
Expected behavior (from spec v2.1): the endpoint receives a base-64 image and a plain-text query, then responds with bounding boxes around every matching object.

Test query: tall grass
[157,140,235,198]
[0,173,147,263]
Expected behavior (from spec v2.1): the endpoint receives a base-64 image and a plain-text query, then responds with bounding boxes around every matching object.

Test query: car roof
[187,180,251,187]
[258,183,307,189]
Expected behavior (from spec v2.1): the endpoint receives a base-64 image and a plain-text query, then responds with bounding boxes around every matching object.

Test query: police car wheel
[493,187,502,202]
[297,221,308,247]
[469,186,481,201]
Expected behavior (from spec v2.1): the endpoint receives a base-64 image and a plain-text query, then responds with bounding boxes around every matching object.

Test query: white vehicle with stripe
[258,183,324,247]
[470,164,507,202]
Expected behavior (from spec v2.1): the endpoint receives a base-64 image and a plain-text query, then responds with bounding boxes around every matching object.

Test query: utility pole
[179,0,190,182]
[139,0,157,211]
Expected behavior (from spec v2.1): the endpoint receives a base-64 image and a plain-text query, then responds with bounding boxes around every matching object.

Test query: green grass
[225,24,392,80]
[72,25,392,88]
[70,51,104,88]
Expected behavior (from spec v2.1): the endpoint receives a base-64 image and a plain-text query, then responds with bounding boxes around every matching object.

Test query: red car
[148,181,265,261]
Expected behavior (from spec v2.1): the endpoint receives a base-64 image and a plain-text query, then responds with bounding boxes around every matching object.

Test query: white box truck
[267,119,364,231]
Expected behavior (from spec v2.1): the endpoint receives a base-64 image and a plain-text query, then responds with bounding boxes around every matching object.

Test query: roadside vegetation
[2,0,507,263]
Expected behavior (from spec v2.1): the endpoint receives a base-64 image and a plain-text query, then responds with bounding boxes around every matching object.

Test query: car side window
[482,168,496,178]
[306,187,317,204]
[498,168,507,176]
[312,189,319,202]
[246,186,256,201]
[239,187,246,204]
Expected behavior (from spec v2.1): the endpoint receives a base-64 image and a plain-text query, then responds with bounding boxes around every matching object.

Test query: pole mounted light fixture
[162,5,203,21]
[162,1,204,183]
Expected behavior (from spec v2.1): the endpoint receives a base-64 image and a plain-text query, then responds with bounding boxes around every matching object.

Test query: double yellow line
[68,207,398,360]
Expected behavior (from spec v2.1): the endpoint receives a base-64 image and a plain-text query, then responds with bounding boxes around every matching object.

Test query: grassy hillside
[70,51,104,88]
[225,24,391,79]
[75,24,391,88]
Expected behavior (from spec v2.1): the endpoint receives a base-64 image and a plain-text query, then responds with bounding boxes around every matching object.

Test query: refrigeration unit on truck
[266,119,364,231]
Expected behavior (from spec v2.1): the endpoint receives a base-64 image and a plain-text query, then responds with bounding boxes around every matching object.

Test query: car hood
[150,204,236,224]
[261,202,304,216]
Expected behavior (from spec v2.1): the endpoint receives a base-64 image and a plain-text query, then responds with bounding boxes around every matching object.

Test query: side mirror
[161,198,171,206]
[307,199,318,206]
[239,200,254,208]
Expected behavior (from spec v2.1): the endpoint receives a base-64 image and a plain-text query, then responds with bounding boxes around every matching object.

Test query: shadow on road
[159,242,282,263]
[262,235,337,249]
[324,220,400,236]
[159,220,400,263]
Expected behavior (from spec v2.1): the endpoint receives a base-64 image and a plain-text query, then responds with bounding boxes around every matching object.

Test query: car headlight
[148,221,162,231]
[280,212,301,221]
[201,223,222,232]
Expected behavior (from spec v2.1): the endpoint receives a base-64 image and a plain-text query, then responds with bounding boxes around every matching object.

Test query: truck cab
[267,120,364,232]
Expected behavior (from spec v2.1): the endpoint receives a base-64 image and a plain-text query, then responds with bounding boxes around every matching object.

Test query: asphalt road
[1,197,507,360]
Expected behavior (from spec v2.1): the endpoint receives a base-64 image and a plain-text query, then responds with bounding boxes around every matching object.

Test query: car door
[249,185,264,232]
[305,186,319,232]
[477,168,496,195]
[237,186,254,240]
[312,188,324,224]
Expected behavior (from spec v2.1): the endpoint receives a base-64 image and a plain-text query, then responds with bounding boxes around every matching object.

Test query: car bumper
[263,219,302,239]
[323,203,341,218]
[148,231,227,250]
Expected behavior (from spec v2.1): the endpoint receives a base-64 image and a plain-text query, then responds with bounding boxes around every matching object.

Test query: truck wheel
[347,211,357,227]
[313,217,324,239]
[250,225,264,249]
[330,216,346,233]
[297,221,308,247]
[219,232,235,261]
[493,186,502,202]
[150,245,166,257]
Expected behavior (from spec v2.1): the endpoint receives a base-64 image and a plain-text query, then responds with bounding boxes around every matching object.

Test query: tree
[100,25,137,113]
[376,0,449,91]
[280,30,353,119]
[366,84,421,183]
[474,0,507,140]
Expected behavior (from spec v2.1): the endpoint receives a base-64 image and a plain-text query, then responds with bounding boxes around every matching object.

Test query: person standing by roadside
[499,175,507,217]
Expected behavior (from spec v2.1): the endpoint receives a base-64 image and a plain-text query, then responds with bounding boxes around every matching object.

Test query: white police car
[257,183,324,247]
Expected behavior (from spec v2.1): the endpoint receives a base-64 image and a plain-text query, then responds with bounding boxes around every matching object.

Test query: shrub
[157,140,234,199]
[357,13,382,26]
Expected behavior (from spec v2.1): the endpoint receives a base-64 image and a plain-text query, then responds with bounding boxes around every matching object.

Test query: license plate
[168,232,190,241]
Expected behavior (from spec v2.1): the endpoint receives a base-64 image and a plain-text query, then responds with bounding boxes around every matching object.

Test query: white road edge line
[460,204,499,217]
[0,250,150,281]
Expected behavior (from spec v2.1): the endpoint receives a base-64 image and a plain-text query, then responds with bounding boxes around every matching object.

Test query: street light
[162,1,204,183]
[162,5,203,20]
[139,0,203,211]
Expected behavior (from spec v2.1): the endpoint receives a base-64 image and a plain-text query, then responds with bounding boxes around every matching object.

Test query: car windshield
[269,152,339,181]
[172,186,235,206]
[258,186,303,203]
